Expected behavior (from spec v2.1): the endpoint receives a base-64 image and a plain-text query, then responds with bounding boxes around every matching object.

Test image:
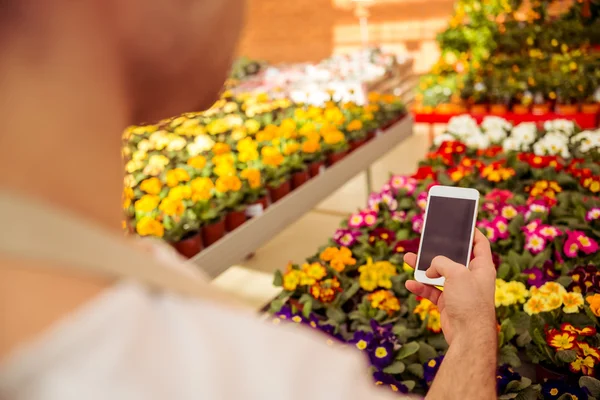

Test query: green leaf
[510,312,531,335]
[406,363,424,379]
[501,319,517,342]
[556,276,573,288]
[302,298,313,319]
[507,250,521,270]
[516,331,532,348]
[326,307,347,323]
[499,394,518,399]
[418,341,438,363]
[427,334,449,351]
[273,270,283,287]
[338,282,360,306]
[401,380,416,391]
[556,350,577,363]
[499,345,522,367]
[498,263,511,280]
[580,376,600,398]
[383,361,405,374]
[515,386,541,400]
[506,377,532,392]
[396,341,420,360]
[269,299,284,313]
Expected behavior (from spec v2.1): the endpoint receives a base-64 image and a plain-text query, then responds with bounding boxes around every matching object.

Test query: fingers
[470,229,494,273]
[426,255,466,279]
[406,280,443,305]
[404,252,416,268]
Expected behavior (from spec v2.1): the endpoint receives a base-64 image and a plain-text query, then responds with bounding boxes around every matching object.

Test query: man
[0,1,497,399]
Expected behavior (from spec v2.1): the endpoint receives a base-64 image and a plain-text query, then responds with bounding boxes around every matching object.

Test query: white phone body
[414,185,480,286]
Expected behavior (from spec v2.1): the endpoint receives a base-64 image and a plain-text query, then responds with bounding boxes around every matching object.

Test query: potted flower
[215,174,247,232]
[240,168,269,218]
[321,125,349,166]
[300,136,326,178]
[162,206,202,258]
[282,140,310,189]
[343,119,369,152]
[261,145,291,202]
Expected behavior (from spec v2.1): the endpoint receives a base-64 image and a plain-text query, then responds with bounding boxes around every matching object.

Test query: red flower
[546,329,577,351]
[561,323,597,337]
[412,166,437,181]
[518,153,562,170]
[477,145,503,158]
[485,189,514,203]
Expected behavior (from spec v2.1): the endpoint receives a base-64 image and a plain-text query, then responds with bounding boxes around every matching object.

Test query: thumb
[426,255,467,279]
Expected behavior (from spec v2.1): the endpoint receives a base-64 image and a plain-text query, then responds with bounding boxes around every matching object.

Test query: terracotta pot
[582,103,600,114]
[225,209,247,232]
[367,130,376,140]
[327,151,348,166]
[202,219,226,247]
[532,103,550,115]
[171,232,203,259]
[246,196,269,218]
[268,180,291,203]
[556,103,579,115]
[470,104,488,115]
[349,138,368,152]
[291,170,310,189]
[512,104,530,114]
[490,104,508,115]
[308,161,326,177]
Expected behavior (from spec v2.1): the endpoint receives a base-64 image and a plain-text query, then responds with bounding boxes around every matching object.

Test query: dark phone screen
[417,196,477,271]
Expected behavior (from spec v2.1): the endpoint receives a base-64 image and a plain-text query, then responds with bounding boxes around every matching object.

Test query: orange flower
[212,142,231,155]
[587,293,600,316]
[309,277,342,303]
[187,155,207,170]
[368,290,400,316]
[302,140,320,154]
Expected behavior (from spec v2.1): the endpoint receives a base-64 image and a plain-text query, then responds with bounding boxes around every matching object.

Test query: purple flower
[351,330,374,351]
[496,365,521,394]
[275,305,293,321]
[569,265,600,295]
[368,228,397,246]
[412,214,424,234]
[423,355,444,384]
[523,267,548,288]
[393,238,420,254]
[372,371,409,394]
[368,341,394,369]
[333,229,361,247]
[543,260,560,281]
[541,380,588,400]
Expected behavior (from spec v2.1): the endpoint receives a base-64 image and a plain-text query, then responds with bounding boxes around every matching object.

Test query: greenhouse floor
[212,124,445,309]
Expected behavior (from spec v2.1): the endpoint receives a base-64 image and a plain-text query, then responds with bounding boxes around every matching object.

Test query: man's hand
[404,229,496,345]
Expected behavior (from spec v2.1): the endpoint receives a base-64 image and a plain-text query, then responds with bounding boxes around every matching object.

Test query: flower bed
[270,115,600,398]
[122,91,405,257]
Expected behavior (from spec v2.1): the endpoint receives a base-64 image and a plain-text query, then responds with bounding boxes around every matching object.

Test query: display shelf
[191,115,414,278]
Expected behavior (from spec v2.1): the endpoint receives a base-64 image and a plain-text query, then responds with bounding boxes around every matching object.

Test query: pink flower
[363,211,378,227]
[412,214,424,234]
[381,192,398,211]
[391,211,407,222]
[586,207,600,222]
[483,202,498,214]
[479,220,498,242]
[416,192,428,211]
[525,199,551,220]
[485,189,513,203]
[389,175,417,195]
[493,216,510,240]
[348,213,364,228]
[575,233,599,255]
[522,219,542,235]
[563,230,599,257]
[525,233,546,254]
[538,225,562,240]
[368,193,382,211]
[564,238,580,258]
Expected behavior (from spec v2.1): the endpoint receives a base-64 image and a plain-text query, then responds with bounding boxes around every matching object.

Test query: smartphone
[414,185,479,286]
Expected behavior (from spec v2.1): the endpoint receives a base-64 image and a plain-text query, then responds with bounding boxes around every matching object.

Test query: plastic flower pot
[268,180,291,203]
[327,151,348,166]
[532,103,550,115]
[349,138,368,152]
[225,209,247,232]
[201,219,226,247]
[171,231,203,259]
[470,104,488,115]
[490,104,508,115]
[512,104,530,114]
[308,161,326,177]
[291,170,310,189]
[245,196,269,219]
[366,131,376,141]
[556,103,579,115]
[581,103,599,114]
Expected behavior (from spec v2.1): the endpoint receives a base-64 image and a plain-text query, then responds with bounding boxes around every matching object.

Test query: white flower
[543,119,576,135]
[166,136,187,152]
[502,137,522,152]
[481,116,512,132]
[572,130,600,153]
[433,133,456,146]
[485,128,508,144]
[465,133,490,149]
[186,135,215,156]
[447,115,481,139]
[511,122,538,144]
[533,132,571,158]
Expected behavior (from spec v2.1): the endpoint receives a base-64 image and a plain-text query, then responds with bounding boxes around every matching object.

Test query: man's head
[1,0,245,123]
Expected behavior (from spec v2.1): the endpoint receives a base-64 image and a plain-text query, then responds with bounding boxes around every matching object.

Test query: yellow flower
[324,107,345,125]
[166,168,191,188]
[190,177,214,201]
[358,258,397,291]
[122,187,134,208]
[524,297,546,315]
[562,292,584,314]
[261,146,284,167]
[495,289,515,308]
[159,197,185,216]
[302,140,321,154]
[368,290,400,316]
[587,294,600,317]
[134,195,160,213]
[244,119,261,134]
[215,176,242,193]
[213,143,231,155]
[212,153,235,166]
[368,92,381,103]
[346,120,363,132]
[427,309,442,333]
[240,168,261,189]
[206,119,229,135]
[148,155,169,169]
[168,185,192,201]
[302,262,327,281]
[505,281,529,304]
[140,177,162,195]
[187,155,207,170]
[414,298,436,319]
[283,141,300,156]
[136,216,164,237]
[323,130,345,145]
[125,160,144,173]
[283,269,304,291]
[538,282,567,297]
[214,162,236,178]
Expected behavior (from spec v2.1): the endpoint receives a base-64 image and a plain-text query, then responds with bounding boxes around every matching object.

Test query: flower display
[271,116,600,397]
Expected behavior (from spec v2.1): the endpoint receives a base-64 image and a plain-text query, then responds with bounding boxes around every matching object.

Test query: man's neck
[0,21,129,233]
